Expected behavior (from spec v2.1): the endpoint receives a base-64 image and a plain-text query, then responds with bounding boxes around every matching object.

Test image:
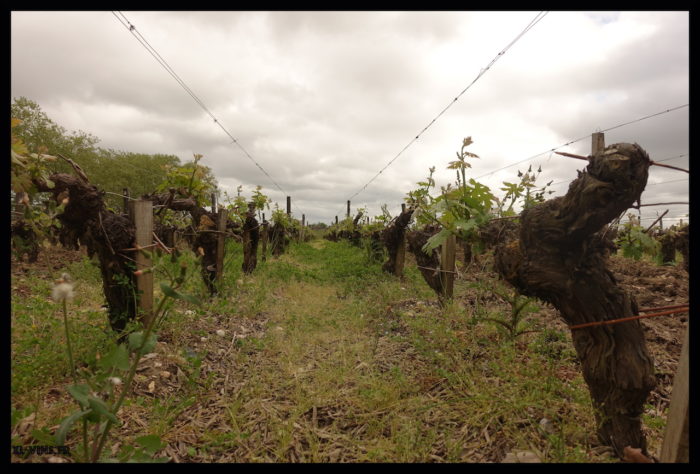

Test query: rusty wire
[569,306,688,331]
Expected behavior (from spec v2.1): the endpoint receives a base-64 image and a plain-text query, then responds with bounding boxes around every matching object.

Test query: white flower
[108,377,122,386]
[216,330,226,337]
[51,274,74,303]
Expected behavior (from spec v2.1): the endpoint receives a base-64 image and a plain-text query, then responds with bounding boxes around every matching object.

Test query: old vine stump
[494,143,656,457]
[381,208,414,276]
[242,204,260,274]
[407,225,444,300]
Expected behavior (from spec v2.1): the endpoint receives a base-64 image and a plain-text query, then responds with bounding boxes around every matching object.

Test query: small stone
[502,451,541,463]
[160,371,171,379]
[200,337,207,342]
[216,329,226,337]
[147,381,156,393]
[539,417,555,434]
[47,456,68,463]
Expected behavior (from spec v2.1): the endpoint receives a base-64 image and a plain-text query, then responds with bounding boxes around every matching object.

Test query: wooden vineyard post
[130,199,153,327]
[401,203,406,213]
[335,216,339,225]
[660,324,689,462]
[347,200,351,218]
[440,234,456,301]
[592,132,605,155]
[211,192,217,213]
[287,196,291,216]
[122,188,130,215]
[261,213,268,262]
[242,202,259,274]
[395,234,406,278]
[216,208,228,283]
[301,214,305,241]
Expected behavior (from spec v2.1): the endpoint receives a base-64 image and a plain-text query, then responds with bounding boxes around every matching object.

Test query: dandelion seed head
[52,281,74,303]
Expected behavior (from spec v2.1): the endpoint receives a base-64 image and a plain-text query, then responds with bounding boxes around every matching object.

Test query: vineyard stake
[660,324,689,462]
[122,188,130,215]
[347,200,351,218]
[395,235,406,278]
[440,234,457,301]
[261,219,268,262]
[287,196,291,216]
[216,208,228,282]
[592,131,605,155]
[644,209,669,233]
[130,199,154,327]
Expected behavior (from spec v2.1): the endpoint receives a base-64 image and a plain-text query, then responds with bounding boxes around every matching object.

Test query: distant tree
[10,97,191,211]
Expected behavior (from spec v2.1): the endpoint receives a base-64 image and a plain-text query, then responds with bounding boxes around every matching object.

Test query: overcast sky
[11,10,689,225]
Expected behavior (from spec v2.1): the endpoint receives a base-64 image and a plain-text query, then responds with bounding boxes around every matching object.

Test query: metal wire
[337,11,549,218]
[112,11,304,218]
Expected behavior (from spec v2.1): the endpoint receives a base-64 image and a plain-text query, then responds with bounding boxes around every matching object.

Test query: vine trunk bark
[494,143,656,458]
[381,208,414,275]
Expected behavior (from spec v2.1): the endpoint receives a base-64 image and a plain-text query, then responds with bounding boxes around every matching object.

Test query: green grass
[11,237,633,463]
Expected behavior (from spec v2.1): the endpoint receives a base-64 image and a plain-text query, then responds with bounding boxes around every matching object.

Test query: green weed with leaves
[615,215,660,261]
[53,250,201,463]
[496,164,554,217]
[409,138,496,254]
[475,281,540,341]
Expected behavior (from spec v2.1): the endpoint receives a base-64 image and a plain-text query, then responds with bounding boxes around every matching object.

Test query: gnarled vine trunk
[36,174,138,332]
[494,143,656,458]
[270,222,289,256]
[147,192,221,295]
[381,208,414,275]
[406,224,443,296]
[242,204,260,274]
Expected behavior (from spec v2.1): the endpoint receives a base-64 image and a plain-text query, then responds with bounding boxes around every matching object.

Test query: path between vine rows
[121,239,453,462]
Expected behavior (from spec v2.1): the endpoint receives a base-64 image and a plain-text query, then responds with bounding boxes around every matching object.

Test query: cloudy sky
[11,10,689,225]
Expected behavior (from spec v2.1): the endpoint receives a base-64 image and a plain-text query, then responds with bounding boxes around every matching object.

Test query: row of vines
[322,137,688,460]
[10,116,314,461]
[11,105,688,461]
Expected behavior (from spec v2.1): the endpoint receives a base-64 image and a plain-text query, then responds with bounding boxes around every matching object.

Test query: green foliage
[156,153,218,208]
[471,281,540,341]
[615,216,660,261]
[53,250,201,462]
[269,204,301,231]
[496,164,554,216]
[405,137,496,254]
[222,185,271,225]
[11,97,192,213]
[106,435,169,463]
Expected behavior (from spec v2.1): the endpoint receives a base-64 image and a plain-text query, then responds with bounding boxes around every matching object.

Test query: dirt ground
[456,251,688,457]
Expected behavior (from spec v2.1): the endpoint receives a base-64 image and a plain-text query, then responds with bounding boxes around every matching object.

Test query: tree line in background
[10,97,218,212]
